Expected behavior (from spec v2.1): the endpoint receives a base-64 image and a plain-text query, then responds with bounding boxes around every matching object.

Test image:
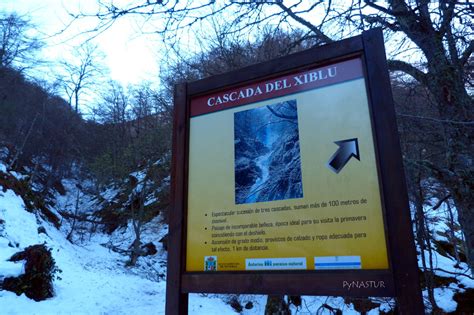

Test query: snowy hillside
[415,197,474,313]
[0,160,266,314]
[0,156,473,314]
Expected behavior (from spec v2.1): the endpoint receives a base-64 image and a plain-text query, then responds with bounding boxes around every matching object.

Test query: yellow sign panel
[186,58,389,271]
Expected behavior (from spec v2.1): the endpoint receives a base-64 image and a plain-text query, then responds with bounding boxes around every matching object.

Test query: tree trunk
[446,201,461,265]
[413,176,439,312]
[128,236,141,266]
[66,190,81,243]
[8,114,38,170]
[452,187,474,274]
[265,295,290,315]
[424,62,473,274]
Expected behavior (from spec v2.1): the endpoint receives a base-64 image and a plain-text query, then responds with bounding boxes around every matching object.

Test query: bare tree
[90,81,131,178]
[128,173,149,266]
[59,43,106,113]
[81,0,474,274]
[0,12,43,71]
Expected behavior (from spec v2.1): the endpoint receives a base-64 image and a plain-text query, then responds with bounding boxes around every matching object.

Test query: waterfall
[245,150,271,203]
[245,121,274,203]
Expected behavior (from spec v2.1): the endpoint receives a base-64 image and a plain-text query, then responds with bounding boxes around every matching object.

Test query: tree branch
[431,194,452,211]
[421,267,474,280]
[387,59,428,85]
[404,158,457,185]
[389,0,438,59]
[397,113,474,126]
[416,0,433,27]
[362,14,401,32]
[266,105,297,120]
[276,2,333,44]
[460,40,473,66]
[363,1,394,16]
[439,0,456,36]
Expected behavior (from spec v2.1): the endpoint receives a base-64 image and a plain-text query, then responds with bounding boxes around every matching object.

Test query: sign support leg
[166,83,189,315]
[362,29,424,314]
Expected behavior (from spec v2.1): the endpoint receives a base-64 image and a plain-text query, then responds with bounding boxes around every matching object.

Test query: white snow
[0,233,167,314]
[0,259,24,279]
[0,189,38,281]
[0,148,8,160]
[0,189,40,248]
[0,238,24,279]
[0,179,263,315]
[434,287,457,313]
[101,185,121,202]
[0,170,472,314]
[9,171,27,181]
[0,229,262,315]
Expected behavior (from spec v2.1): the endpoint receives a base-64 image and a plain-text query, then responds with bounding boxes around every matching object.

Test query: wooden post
[165,29,424,315]
[166,83,189,315]
[362,29,424,314]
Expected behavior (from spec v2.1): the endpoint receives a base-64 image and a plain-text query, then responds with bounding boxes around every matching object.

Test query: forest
[0,1,473,314]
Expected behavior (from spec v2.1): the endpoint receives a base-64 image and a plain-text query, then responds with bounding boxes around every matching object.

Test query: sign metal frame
[166,29,423,314]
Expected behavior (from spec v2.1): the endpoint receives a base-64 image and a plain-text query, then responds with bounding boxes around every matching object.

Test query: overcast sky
[2,1,417,94]
[3,0,160,87]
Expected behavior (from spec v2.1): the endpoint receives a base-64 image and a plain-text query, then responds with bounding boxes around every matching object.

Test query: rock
[284,141,294,151]
[235,158,261,187]
[159,234,168,251]
[235,157,262,204]
[52,180,66,196]
[265,295,290,315]
[288,295,301,307]
[234,137,268,159]
[141,242,157,256]
[228,296,243,312]
[344,297,379,314]
[2,244,60,301]
[452,288,474,314]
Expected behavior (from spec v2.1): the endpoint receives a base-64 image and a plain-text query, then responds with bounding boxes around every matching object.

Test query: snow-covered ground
[415,197,474,313]
[0,163,263,314]
[0,161,473,314]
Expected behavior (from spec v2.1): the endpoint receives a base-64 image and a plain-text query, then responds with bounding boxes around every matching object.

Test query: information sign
[166,29,423,315]
[186,58,388,272]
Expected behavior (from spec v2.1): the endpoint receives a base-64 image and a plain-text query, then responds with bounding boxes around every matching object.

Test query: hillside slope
[0,155,473,314]
[0,160,268,314]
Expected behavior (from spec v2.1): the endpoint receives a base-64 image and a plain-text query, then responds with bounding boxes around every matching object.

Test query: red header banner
[190,58,364,117]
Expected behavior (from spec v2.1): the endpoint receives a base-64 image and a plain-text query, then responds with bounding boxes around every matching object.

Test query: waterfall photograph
[234,100,303,204]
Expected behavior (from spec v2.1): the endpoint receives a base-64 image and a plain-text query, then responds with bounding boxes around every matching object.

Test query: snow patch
[9,171,27,181]
[434,287,457,312]
[0,189,40,247]
[0,239,24,279]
